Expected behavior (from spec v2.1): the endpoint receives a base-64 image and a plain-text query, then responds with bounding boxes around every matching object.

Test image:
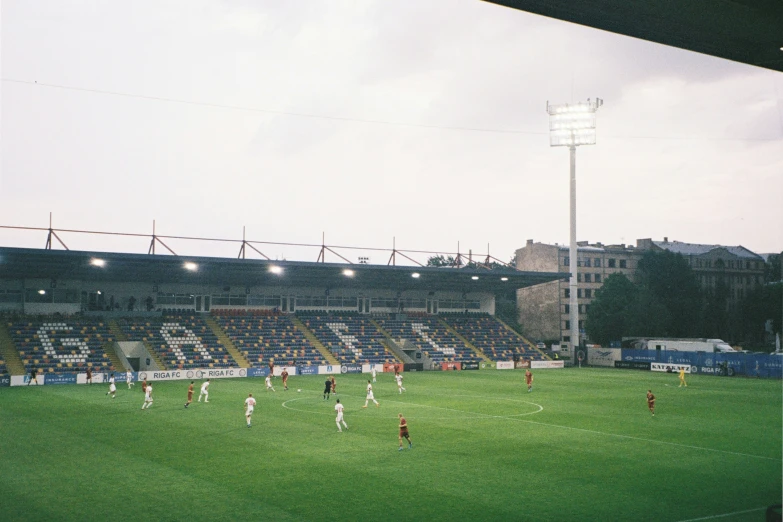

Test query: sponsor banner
[497,361,515,370]
[0,375,10,387]
[514,360,531,369]
[651,363,691,373]
[383,363,403,374]
[440,362,461,371]
[138,368,247,382]
[11,375,43,386]
[45,373,78,385]
[621,349,657,363]
[461,361,479,370]
[480,361,497,370]
[614,361,651,370]
[404,363,423,372]
[363,364,384,374]
[248,367,270,378]
[340,364,362,374]
[531,360,565,369]
[76,373,107,384]
[588,348,621,367]
[319,365,341,375]
[297,365,318,375]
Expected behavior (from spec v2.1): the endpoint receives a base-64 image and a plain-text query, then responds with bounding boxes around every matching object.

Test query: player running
[244,393,256,428]
[185,381,194,408]
[265,374,275,392]
[363,380,379,408]
[525,369,533,392]
[141,383,153,410]
[198,380,210,402]
[106,373,116,398]
[398,413,412,451]
[281,369,289,391]
[126,369,134,389]
[647,390,656,416]
[395,373,406,394]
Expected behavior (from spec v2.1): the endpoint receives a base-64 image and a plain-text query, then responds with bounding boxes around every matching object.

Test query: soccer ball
[297,389,301,392]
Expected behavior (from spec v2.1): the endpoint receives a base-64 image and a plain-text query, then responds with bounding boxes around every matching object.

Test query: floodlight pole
[568,144,579,361]
[547,98,602,361]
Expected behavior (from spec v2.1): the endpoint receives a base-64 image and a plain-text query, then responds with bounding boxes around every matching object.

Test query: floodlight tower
[547,98,603,359]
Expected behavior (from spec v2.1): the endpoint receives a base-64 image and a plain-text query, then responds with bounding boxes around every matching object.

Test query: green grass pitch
[0,368,780,521]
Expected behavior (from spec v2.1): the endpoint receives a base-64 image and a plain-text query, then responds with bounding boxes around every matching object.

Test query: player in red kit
[647,390,655,416]
[398,413,412,451]
[524,370,533,392]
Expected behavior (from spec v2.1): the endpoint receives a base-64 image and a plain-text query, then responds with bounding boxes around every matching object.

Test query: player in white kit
[126,369,134,389]
[265,375,275,392]
[395,373,406,394]
[198,379,210,402]
[141,383,153,409]
[244,393,256,428]
[106,373,116,398]
[363,380,379,408]
[335,399,348,432]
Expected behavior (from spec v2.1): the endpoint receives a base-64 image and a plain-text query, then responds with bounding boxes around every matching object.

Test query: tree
[636,250,701,337]
[584,273,638,345]
[426,255,456,267]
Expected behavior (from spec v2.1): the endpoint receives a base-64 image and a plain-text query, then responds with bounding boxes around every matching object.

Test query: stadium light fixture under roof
[471,276,479,280]
[269,265,283,275]
[90,258,105,267]
[38,289,45,295]
[501,277,509,281]
[183,262,198,271]
[411,272,420,279]
[342,269,355,277]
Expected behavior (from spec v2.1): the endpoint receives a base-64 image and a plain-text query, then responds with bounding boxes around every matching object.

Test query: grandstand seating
[375,315,481,364]
[300,315,395,365]
[119,314,233,369]
[212,312,326,367]
[8,319,115,374]
[441,314,544,361]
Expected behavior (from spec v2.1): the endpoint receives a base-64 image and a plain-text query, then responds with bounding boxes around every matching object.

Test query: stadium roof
[651,241,763,260]
[0,247,564,293]
[485,0,783,73]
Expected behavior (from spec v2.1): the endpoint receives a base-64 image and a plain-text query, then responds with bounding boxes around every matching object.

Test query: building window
[595,273,602,283]
[564,289,570,298]
[577,273,582,282]
[584,273,591,283]
[585,289,592,299]
[594,258,601,267]
[565,320,571,329]
[564,304,570,314]
[563,257,570,266]
[563,336,571,343]
[578,320,584,329]
[608,258,616,268]
[585,304,590,313]
[577,289,583,298]
[619,259,627,269]
[584,258,591,267]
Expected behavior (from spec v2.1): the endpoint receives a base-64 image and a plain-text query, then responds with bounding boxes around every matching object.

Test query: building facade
[516,237,766,350]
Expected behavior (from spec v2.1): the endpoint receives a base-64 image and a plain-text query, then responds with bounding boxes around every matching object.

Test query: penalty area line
[674,506,766,521]
[511,418,777,461]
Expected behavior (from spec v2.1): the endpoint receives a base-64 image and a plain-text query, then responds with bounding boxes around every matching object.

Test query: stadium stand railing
[374,315,482,364]
[7,318,116,374]
[212,310,327,367]
[118,314,233,369]
[299,314,397,365]
[441,313,545,361]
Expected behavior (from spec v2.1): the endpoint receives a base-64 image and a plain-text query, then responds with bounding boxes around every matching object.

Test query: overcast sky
[1,0,781,266]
